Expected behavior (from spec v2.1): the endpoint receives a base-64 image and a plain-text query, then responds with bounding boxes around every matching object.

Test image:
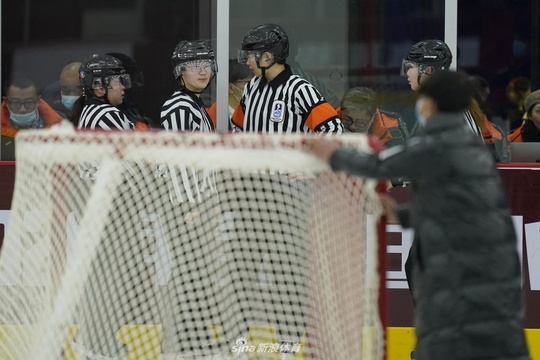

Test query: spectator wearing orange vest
[1,77,63,160]
[338,86,409,148]
[508,89,540,143]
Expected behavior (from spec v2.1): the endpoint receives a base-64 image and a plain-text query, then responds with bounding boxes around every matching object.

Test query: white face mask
[61,94,79,110]
[9,109,39,128]
[415,99,427,127]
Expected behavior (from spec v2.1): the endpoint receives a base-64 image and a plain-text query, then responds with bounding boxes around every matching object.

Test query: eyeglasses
[183,61,215,73]
[5,97,39,112]
[341,115,373,132]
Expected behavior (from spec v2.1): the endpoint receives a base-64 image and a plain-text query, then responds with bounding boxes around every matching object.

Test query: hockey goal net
[0,129,385,360]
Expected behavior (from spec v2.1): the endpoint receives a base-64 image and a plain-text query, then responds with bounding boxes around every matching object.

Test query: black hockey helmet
[171,40,217,80]
[401,39,452,76]
[79,54,131,90]
[106,52,144,88]
[238,24,289,64]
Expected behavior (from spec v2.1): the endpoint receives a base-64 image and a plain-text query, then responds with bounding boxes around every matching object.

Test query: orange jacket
[205,102,218,129]
[1,99,63,138]
[337,106,409,147]
[371,108,409,147]
[507,123,524,143]
[481,114,504,144]
[478,114,509,162]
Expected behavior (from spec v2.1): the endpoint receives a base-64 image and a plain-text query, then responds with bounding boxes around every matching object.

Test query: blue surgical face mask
[9,109,39,128]
[61,94,79,110]
[415,99,426,126]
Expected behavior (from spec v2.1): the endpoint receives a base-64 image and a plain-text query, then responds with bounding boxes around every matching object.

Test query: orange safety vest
[336,106,409,147]
[371,108,409,147]
[479,114,509,162]
[507,123,524,143]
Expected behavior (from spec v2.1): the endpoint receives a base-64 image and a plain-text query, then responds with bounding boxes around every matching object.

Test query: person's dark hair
[4,76,40,95]
[417,70,472,112]
[68,96,85,127]
[469,75,489,96]
[229,59,252,83]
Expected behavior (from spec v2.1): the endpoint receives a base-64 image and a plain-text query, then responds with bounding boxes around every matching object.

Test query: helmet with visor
[79,54,131,91]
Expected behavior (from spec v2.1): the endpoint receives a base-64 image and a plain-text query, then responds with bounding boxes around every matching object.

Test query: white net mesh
[0,129,384,360]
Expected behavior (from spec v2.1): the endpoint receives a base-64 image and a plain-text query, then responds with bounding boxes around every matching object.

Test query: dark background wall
[1,0,536,129]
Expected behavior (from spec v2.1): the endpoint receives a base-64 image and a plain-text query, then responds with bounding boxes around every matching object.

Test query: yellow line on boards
[386,327,540,360]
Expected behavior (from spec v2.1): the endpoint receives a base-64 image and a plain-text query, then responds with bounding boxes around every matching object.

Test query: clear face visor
[92,74,132,89]
[237,49,261,64]
[174,59,217,78]
[400,60,430,77]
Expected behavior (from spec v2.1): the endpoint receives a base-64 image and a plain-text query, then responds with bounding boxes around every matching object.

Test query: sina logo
[231,337,256,353]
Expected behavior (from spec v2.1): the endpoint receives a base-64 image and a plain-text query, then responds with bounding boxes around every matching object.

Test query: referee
[72,54,133,130]
[160,40,216,132]
[233,24,343,134]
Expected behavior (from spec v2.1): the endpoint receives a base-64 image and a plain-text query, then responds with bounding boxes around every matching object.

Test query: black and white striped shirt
[159,88,217,204]
[160,89,215,132]
[463,110,482,138]
[232,65,343,134]
[78,98,133,130]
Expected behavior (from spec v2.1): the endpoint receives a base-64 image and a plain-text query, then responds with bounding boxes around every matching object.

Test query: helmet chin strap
[256,57,276,78]
[418,66,435,86]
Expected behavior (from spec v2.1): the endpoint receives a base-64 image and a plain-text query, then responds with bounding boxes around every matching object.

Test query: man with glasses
[339,86,409,148]
[1,77,63,160]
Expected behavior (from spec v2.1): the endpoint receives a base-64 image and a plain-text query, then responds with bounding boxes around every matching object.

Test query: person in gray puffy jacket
[306,70,530,360]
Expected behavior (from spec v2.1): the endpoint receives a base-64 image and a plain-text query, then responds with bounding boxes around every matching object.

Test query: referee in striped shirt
[160,40,216,132]
[401,40,483,137]
[232,24,343,134]
[72,54,133,131]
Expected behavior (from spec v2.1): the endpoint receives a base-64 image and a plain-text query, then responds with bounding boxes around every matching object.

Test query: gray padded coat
[330,113,530,360]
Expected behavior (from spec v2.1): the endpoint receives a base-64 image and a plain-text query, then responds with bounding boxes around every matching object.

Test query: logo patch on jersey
[270,100,285,123]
